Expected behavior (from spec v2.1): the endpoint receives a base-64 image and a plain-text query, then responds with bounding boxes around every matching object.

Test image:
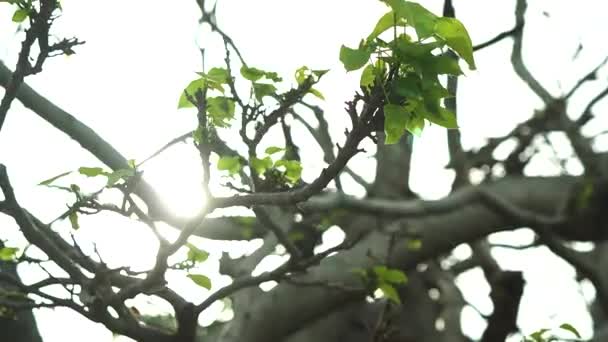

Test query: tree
[0,0,606,341]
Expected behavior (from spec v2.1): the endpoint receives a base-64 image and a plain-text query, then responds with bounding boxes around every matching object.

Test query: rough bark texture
[1,0,608,341]
[0,242,42,342]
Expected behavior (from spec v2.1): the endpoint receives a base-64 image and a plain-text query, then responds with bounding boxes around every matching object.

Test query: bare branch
[511,0,553,104]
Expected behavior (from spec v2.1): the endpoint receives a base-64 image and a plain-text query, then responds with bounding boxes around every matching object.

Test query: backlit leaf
[78,167,106,177]
[379,283,401,304]
[217,156,242,175]
[39,171,72,186]
[188,274,212,290]
[434,17,476,69]
[252,83,277,102]
[383,104,409,144]
[0,247,19,261]
[339,45,371,72]
[207,96,235,127]
[360,64,375,89]
[68,211,79,230]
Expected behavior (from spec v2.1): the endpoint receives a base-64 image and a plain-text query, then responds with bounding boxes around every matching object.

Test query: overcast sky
[2,0,608,341]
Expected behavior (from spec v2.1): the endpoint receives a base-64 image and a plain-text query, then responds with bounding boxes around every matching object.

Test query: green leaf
[12,8,28,23]
[250,156,273,175]
[373,265,388,275]
[207,96,236,127]
[360,64,375,89]
[383,269,408,284]
[206,67,230,84]
[264,71,283,82]
[68,211,79,230]
[383,104,410,144]
[373,266,407,284]
[423,55,463,75]
[38,171,72,186]
[188,274,212,290]
[274,160,302,183]
[391,74,422,99]
[186,243,209,263]
[241,66,266,81]
[308,88,325,100]
[339,45,371,72]
[264,146,284,155]
[402,1,437,39]
[106,168,136,187]
[240,66,281,82]
[406,115,425,137]
[384,0,438,39]
[395,39,443,60]
[0,247,19,261]
[559,323,581,338]
[295,66,311,85]
[217,156,242,175]
[312,69,329,78]
[78,167,106,177]
[424,107,457,129]
[434,17,476,69]
[378,283,401,304]
[252,83,277,103]
[178,79,206,109]
[530,328,550,342]
[368,11,406,42]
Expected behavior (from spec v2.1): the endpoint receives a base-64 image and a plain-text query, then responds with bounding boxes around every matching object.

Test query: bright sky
[1,0,608,341]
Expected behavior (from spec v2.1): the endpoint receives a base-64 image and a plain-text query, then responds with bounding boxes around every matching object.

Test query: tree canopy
[1,0,608,342]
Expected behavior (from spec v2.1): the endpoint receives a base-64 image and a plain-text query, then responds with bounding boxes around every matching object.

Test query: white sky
[1,0,608,341]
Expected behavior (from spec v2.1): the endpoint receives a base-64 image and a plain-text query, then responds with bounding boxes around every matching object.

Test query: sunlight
[141,144,207,218]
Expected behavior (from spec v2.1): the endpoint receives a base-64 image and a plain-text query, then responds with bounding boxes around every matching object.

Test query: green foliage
[373,266,407,304]
[186,243,209,263]
[217,156,242,176]
[188,274,212,290]
[264,146,284,155]
[354,265,408,305]
[68,211,79,230]
[558,323,581,339]
[0,246,19,261]
[250,156,273,175]
[206,96,236,127]
[273,159,302,184]
[295,66,328,100]
[178,79,206,109]
[206,67,230,84]
[105,168,136,187]
[339,44,371,71]
[378,283,401,304]
[338,0,474,144]
[252,83,277,103]
[38,171,72,186]
[12,8,28,22]
[523,324,582,342]
[78,167,105,177]
[360,64,376,89]
[241,66,282,82]
[249,147,303,186]
[434,17,476,69]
